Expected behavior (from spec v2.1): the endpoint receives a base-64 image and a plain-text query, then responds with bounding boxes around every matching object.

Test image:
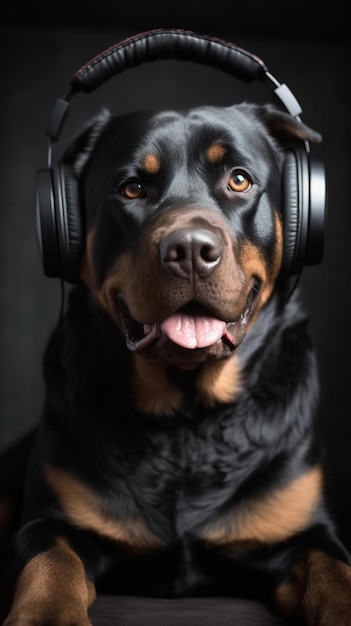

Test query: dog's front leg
[4,537,96,626]
[276,549,351,625]
[302,549,351,625]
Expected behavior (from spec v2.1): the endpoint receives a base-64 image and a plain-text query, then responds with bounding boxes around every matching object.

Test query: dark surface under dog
[2,95,351,624]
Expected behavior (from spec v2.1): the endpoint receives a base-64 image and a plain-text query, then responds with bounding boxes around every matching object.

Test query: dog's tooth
[128,324,161,351]
[222,328,236,346]
[143,323,153,336]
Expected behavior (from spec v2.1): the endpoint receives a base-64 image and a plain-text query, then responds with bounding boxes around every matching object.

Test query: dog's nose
[160,228,223,278]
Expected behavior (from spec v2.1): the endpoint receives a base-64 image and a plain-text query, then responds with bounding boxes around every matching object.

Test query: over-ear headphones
[36,28,326,284]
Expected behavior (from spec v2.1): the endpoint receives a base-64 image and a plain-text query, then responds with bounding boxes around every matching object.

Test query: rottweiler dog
[3,101,351,625]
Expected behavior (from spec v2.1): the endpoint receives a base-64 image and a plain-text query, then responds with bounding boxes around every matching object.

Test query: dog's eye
[228,169,252,192]
[120,180,145,199]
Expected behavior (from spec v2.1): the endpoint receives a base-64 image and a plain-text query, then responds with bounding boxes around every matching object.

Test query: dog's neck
[131,354,242,417]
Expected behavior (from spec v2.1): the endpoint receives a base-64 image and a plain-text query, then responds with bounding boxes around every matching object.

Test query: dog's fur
[3,102,351,624]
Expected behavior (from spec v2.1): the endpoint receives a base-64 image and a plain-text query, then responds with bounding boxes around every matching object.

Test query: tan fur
[143,153,161,173]
[132,354,182,415]
[45,465,164,550]
[203,466,322,545]
[273,211,284,278]
[195,356,241,406]
[275,560,308,619]
[206,143,227,163]
[240,212,283,307]
[3,537,95,625]
[302,550,351,624]
[133,354,241,415]
[275,550,351,623]
[80,228,97,290]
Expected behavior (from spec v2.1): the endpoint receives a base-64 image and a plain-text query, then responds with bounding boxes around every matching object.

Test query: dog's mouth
[116,287,259,354]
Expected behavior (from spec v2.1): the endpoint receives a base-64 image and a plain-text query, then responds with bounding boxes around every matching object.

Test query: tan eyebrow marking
[143,153,161,174]
[206,144,227,163]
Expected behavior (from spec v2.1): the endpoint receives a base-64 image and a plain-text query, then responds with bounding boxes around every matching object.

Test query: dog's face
[71,103,320,370]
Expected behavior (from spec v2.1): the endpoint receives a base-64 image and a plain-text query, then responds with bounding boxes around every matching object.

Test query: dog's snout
[160,228,223,278]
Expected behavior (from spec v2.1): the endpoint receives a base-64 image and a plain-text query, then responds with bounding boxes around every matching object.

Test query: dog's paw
[303,550,351,626]
[304,601,351,626]
[4,537,97,626]
[3,604,93,626]
[275,550,351,625]
[304,590,351,626]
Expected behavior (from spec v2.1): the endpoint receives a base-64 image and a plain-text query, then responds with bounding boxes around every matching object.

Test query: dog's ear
[62,108,111,177]
[253,103,322,146]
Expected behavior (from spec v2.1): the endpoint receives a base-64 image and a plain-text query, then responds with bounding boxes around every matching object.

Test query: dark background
[0,1,350,548]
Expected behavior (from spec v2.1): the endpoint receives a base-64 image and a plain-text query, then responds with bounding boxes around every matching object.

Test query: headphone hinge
[274,83,303,118]
[46,98,70,141]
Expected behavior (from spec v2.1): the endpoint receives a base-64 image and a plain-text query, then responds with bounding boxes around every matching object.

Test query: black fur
[3,103,351,625]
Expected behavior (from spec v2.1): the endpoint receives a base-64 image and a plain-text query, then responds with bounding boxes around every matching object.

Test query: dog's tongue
[160,314,227,349]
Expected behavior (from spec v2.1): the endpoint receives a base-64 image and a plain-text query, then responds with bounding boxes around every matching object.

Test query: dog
[3,99,351,625]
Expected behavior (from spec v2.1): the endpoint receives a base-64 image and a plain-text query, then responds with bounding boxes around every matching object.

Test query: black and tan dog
[3,99,351,624]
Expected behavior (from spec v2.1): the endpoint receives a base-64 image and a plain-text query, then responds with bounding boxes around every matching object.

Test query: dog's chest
[101,413,262,540]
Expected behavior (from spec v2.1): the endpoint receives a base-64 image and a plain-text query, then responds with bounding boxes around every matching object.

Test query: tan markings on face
[45,465,164,550]
[85,249,137,325]
[273,211,284,279]
[132,354,182,415]
[81,231,138,328]
[195,356,242,407]
[80,227,97,290]
[4,536,95,624]
[206,144,227,164]
[275,549,351,622]
[239,210,283,316]
[81,209,248,326]
[81,231,138,323]
[143,153,161,174]
[239,240,269,308]
[96,247,172,324]
[202,466,322,545]
[97,265,126,322]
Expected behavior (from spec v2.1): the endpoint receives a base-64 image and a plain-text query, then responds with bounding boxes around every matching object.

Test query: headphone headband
[46,29,304,142]
[71,29,267,92]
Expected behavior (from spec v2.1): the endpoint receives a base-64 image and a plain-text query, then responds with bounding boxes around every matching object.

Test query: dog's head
[66,103,320,376]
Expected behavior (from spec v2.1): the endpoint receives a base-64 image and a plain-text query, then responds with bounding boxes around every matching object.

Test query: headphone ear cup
[281,149,309,277]
[36,164,83,283]
[53,162,84,284]
[36,167,61,279]
[304,157,326,266]
[57,162,83,283]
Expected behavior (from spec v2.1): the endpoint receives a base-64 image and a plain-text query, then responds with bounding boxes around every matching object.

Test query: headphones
[36,28,326,284]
